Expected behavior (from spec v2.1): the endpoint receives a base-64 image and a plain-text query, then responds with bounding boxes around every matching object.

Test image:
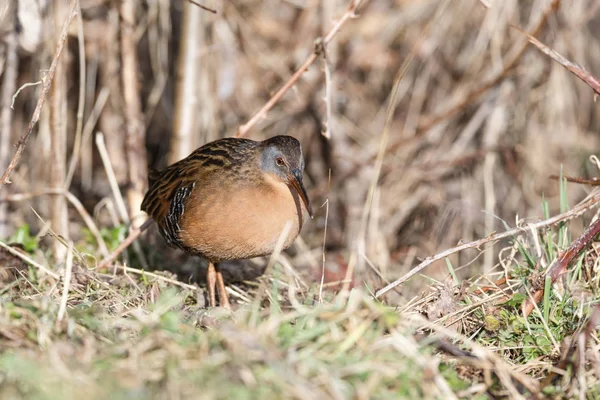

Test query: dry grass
[1,0,600,398]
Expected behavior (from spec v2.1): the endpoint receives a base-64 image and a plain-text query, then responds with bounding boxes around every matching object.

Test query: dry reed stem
[170,0,203,163]
[50,1,71,263]
[96,132,148,267]
[120,0,148,223]
[376,189,600,298]
[65,87,110,186]
[516,25,600,95]
[0,4,19,236]
[56,241,74,323]
[236,0,364,138]
[0,0,78,186]
[64,1,87,189]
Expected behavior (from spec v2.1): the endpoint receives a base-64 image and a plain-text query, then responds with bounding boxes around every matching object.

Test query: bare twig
[0,0,78,186]
[321,43,334,139]
[118,262,197,291]
[0,239,59,279]
[514,25,600,95]
[96,132,148,267]
[11,81,42,109]
[550,174,600,186]
[96,132,129,224]
[319,170,331,302]
[376,190,600,298]
[187,0,217,14]
[236,0,364,138]
[65,87,110,187]
[96,218,152,270]
[509,6,600,317]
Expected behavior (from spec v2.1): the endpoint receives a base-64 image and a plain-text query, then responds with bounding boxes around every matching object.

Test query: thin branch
[118,263,197,291]
[0,239,59,279]
[11,81,42,109]
[0,0,78,186]
[96,132,148,267]
[65,87,110,187]
[514,25,600,95]
[376,189,600,298]
[96,218,152,270]
[236,0,364,138]
[322,43,334,139]
[187,0,217,14]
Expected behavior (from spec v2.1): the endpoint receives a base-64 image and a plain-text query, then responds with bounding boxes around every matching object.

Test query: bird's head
[260,135,313,218]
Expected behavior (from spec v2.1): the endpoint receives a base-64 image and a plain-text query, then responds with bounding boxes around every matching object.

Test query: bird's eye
[275,157,285,167]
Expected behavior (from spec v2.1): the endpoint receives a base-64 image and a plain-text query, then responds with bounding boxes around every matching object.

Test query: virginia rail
[141,135,313,308]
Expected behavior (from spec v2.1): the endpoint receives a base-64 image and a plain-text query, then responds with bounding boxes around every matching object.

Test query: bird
[140,135,313,308]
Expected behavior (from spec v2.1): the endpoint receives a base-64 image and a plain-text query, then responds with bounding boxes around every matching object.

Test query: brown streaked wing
[140,137,259,229]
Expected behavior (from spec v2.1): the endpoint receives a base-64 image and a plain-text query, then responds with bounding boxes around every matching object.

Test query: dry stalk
[0,0,78,186]
[0,239,59,279]
[376,189,600,298]
[65,87,110,186]
[64,1,86,189]
[170,0,204,163]
[0,3,19,236]
[49,1,71,263]
[56,240,74,323]
[120,0,148,224]
[96,132,148,267]
[95,219,152,270]
[236,0,364,138]
[187,0,217,14]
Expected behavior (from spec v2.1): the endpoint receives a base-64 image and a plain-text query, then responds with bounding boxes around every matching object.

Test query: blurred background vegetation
[3,1,600,398]
[0,0,598,296]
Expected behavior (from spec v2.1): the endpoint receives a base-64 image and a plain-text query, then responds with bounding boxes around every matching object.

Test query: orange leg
[206,262,217,307]
[215,264,231,309]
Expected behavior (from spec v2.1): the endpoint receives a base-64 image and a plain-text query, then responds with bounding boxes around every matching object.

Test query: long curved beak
[289,168,314,218]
